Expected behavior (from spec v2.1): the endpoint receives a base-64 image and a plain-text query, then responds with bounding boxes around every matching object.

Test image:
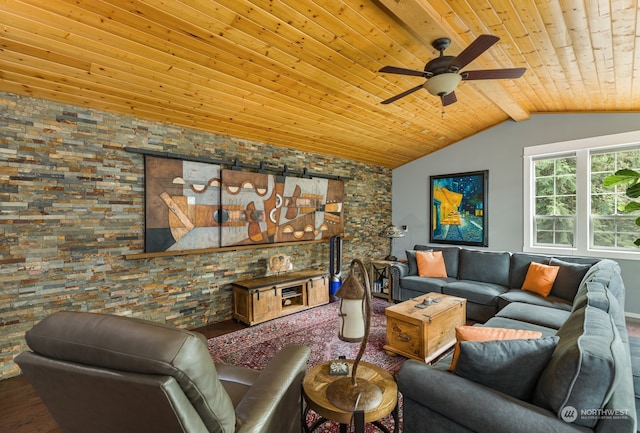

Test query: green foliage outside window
[603,169,640,246]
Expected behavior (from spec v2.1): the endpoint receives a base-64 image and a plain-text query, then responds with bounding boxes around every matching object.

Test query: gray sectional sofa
[390,245,601,322]
[393,245,637,433]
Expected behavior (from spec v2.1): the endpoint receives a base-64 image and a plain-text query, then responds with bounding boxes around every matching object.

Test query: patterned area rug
[208,298,406,432]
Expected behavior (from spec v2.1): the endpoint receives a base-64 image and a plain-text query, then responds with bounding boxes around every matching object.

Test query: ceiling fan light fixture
[424,73,462,96]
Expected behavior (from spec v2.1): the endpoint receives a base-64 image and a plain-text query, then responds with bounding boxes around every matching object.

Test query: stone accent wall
[0,92,392,379]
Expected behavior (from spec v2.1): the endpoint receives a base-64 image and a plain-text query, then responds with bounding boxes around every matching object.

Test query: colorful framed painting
[429,170,488,247]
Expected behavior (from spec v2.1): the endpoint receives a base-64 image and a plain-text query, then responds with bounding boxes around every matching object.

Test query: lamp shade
[380,225,405,238]
[424,73,462,96]
[335,272,366,342]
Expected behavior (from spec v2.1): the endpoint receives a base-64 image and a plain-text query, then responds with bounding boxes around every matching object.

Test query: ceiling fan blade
[379,65,427,77]
[461,68,526,80]
[447,34,499,71]
[381,84,425,104]
[441,91,457,106]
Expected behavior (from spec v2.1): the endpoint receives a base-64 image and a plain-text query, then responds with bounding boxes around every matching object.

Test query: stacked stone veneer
[0,93,392,379]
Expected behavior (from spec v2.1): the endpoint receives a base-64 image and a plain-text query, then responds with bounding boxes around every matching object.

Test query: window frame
[523,130,640,261]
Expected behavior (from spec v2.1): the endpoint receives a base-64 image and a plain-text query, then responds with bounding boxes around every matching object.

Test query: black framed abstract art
[429,170,488,247]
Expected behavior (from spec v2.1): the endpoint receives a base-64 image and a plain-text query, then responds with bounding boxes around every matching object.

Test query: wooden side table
[368,259,397,302]
[302,360,398,433]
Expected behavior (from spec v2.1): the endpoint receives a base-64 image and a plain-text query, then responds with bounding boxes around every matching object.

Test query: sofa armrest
[234,344,310,433]
[389,262,408,301]
[397,360,588,433]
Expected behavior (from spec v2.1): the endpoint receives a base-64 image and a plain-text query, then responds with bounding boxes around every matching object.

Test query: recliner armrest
[234,344,311,433]
[397,360,586,433]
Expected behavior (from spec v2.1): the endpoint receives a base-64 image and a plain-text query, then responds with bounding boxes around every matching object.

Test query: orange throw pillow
[521,262,560,297]
[449,326,543,371]
[416,250,447,278]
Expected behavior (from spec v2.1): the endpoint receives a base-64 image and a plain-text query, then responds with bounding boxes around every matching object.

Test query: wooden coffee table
[302,360,398,433]
[384,292,466,363]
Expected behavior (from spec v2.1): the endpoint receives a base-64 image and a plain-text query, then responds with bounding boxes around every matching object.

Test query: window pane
[590,172,610,194]
[619,234,638,248]
[555,196,576,215]
[556,231,574,246]
[536,217,554,231]
[618,150,640,169]
[591,153,616,171]
[535,197,553,215]
[535,177,554,195]
[556,175,576,195]
[556,158,576,175]
[590,146,640,251]
[593,218,615,232]
[593,232,615,247]
[536,230,554,244]
[535,159,554,177]
[591,194,615,215]
[556,218,575,232]
[533,156,577,247]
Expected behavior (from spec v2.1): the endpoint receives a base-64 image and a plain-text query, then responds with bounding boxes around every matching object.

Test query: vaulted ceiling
[1,1,639,168]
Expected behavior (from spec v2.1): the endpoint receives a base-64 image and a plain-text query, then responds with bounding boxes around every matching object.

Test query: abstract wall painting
[144,155,344,253]
[429,170,488,247]
[144,156,222,253]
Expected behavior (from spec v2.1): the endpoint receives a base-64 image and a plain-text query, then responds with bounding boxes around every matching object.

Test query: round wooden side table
[302,360,398,433]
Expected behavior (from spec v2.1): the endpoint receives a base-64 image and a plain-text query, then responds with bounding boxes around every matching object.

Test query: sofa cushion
[496,303,570,330]
[483,316,559,338]
[450,326,542,371]
[509,252,550,289]
[400,275,455,294]
[416,250,448,277]
[549,258,591,302]
[499,290,572,311]
[454,336,559,402]
[458,249,510,286]
[533,304,622,428]
[521,262,560,297]
[415,245,460,278]
[443,280,508,307]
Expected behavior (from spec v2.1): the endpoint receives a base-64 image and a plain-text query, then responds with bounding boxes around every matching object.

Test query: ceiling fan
[379,34,525,106]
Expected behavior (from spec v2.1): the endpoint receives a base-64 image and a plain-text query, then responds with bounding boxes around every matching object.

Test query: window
[591,149,640,249]
[533,155,576,247]
[524,130,640,260]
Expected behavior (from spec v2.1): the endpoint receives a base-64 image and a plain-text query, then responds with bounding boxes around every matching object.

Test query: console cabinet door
[307,275,329,307]
[251,287,280,324]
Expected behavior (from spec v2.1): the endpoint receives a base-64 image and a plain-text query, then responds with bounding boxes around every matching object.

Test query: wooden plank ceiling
[1,0,639,168]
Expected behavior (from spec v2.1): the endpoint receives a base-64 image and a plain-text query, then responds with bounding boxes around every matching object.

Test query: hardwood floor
[0,319,245,433]
[2,317,639,433]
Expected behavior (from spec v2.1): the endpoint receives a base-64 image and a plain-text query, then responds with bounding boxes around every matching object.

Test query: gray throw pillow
[549,258,591,301]
[406,250,424,276]
[453,336,559,402]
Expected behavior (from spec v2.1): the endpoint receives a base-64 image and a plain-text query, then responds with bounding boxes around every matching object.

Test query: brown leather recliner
[15,311,311,433]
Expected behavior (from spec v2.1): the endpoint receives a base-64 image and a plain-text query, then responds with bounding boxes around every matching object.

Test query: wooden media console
[232,270,329,326]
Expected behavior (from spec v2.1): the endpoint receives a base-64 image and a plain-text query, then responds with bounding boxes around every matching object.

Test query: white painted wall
[392,113,640,315]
